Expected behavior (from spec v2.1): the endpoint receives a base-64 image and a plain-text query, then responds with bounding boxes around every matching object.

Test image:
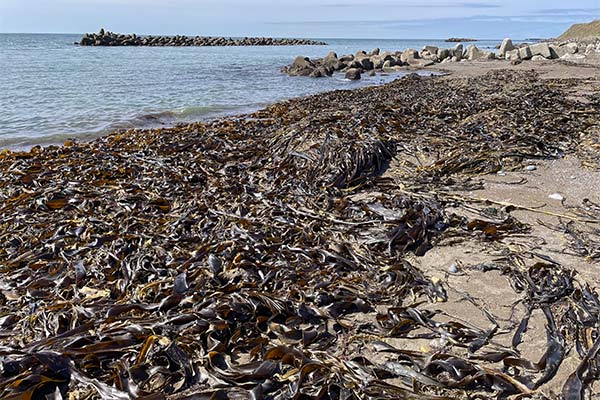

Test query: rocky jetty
[78,28,327,47]
[445,37,477,42]
[283,38,600,78]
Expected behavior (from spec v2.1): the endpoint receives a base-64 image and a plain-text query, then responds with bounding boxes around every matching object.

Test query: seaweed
[0,70,599,399]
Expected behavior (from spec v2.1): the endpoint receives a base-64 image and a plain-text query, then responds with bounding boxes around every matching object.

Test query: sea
[0,34,501,150]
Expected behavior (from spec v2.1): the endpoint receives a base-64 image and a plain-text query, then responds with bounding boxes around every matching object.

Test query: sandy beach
[0,56,599,399]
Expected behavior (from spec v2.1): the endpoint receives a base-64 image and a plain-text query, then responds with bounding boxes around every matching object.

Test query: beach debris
[0,70,598,399]
[524,165,537,171]
[550,193,565,201]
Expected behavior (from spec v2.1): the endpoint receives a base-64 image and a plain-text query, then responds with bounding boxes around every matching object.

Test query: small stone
[524,165,537,171]
[449,263,459,274]
[549,193,564,201]
[497,171,506,176]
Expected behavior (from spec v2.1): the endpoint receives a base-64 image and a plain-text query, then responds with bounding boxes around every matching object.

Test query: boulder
[400,48,419,63]
[452,44,464,60]
[529,43,552,59]
[423,45,439,55]
[499,38,515,57]
[345,68,361,80]
[407,58,435,68]
[358,57,374,70]
[339,54,354,63]
[518,46,533,60]
[370,55,385,69]
[323,51,338,65]
[437,48,450,60]
[561,53,586,61]
[505,49,520,61]
[371,48,380,56]
[288,56,316,76]
[465,45,494,60]
[550,42,578,58]
[531,55,546,61]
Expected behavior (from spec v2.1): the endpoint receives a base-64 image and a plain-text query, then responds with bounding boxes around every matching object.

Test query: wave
[0,104,260,151]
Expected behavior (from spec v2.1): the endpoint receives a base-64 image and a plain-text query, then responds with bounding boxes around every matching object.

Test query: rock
[448,263,459,274]
[345,68,361,80]
[531,55,546,61]
[423,45,439,55]
[339,54,354,63]
[383,65,405,73]
[382,60,393,69]
[505,49,520,61]
[511,59,522,65]
[371,48,380,56]
[370,55,385,69]
[518,46,533,60]
[323,51,338,65]
[437,48,450,60]
[310,66,332,78]
[465,45,494,61]
[451,44,464,60]
[529,42,552,59]
[451,56,459,62]
[309,68,323,78]
[499,38,515,57]
[359,57,374,70]
[585,44,595,54]
[524,165,537,171]
[288,56,316,76]
[549,193,564,201]
[551,42,579,58]
[368,70,377,77]
[400,48,419,63]
[560,53,586,61]
[355,50,368,59]
[407,58,435,68]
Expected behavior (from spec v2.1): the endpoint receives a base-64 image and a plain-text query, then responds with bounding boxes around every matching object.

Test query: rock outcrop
[79,29,327,47]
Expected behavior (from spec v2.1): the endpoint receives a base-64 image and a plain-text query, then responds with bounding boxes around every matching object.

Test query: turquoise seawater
[0,34,501,149]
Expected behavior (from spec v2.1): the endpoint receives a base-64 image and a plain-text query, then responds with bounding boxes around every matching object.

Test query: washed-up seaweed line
[0,71,598,399]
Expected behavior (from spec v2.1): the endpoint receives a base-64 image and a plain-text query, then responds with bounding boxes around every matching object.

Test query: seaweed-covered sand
[0,63,599,399]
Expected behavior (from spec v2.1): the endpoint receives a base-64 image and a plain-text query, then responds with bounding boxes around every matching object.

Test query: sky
[0,0,598,39]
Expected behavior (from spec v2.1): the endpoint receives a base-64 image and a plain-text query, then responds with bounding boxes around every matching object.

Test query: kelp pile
[0,70,599,399]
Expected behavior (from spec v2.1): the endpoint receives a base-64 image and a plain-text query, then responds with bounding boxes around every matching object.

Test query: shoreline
[1,69,435,152]
[0,60,599,398]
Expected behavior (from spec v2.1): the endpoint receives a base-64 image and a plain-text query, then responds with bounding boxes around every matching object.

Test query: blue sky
[0,0,598,39]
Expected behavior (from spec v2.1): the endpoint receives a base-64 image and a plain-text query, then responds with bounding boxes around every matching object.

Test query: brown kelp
[0,70,599,399]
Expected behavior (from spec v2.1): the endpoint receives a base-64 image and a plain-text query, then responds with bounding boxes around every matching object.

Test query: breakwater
[78,29,327,47]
